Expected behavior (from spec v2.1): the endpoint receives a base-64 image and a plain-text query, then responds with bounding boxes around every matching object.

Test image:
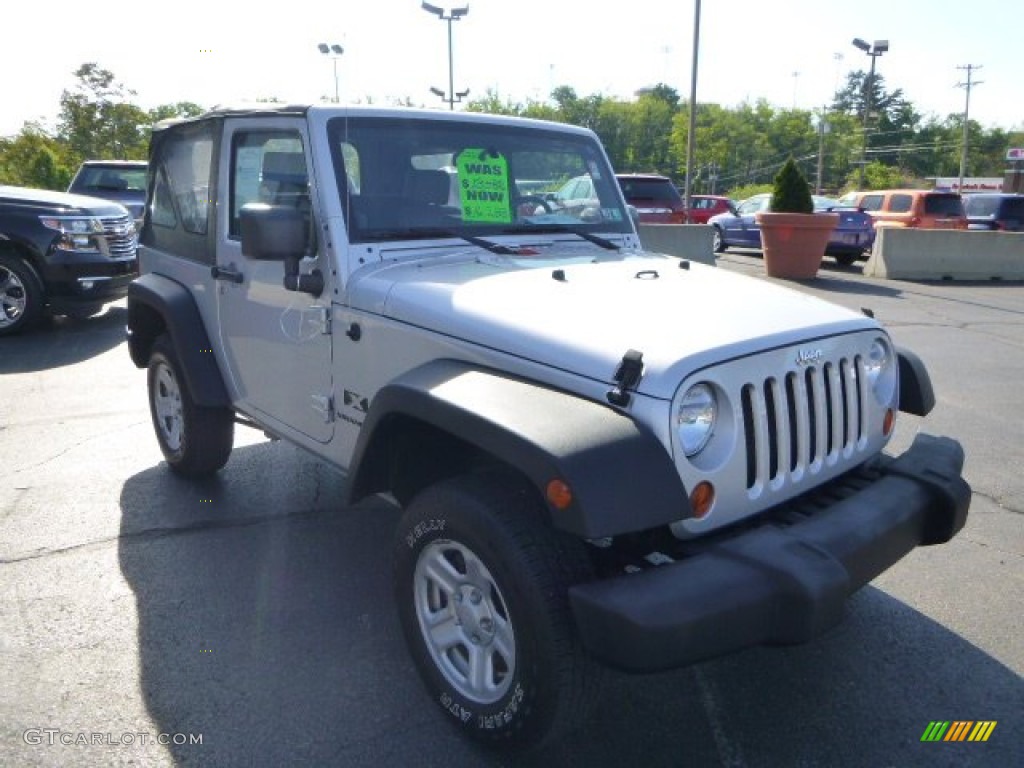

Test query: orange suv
[845,189,967,229]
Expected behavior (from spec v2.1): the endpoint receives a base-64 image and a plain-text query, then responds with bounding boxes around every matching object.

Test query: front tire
[147,334,234,476]
[712,226,726,253]
[394,473,601,750]
[0,252,44,337]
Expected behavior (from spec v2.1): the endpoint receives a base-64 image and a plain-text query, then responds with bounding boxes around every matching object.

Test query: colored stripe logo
[921,721,997,742]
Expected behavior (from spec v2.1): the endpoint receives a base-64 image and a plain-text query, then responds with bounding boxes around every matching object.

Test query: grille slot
[743,355,865,489]
[100,215,138,258]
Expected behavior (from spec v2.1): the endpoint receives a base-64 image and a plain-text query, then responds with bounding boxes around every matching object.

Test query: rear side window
[619,179,682,205]
[964,196,999,216]
[924,194,964,216]
[145,120,217,263]
[888,194,913,213]
[860,194,883,211]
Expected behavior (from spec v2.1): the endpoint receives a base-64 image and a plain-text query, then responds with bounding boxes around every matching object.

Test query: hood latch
[607,349,644,407]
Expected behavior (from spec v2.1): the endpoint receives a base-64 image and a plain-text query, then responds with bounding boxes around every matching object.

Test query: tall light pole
[851,37,888,187]
[430,86,470,108]
[422,2,469,110]
[682,0,701,218]
[956,64,983,194]
[317,43,344,103]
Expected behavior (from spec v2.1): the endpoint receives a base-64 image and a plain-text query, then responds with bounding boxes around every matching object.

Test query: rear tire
[394,472,602,750]
[147,334,234,476]
[834,253,857,267]
[0,252,44,337]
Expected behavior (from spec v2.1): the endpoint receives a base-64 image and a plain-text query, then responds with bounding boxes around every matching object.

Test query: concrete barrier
[864,228,1024,280]
[637,223,716,266]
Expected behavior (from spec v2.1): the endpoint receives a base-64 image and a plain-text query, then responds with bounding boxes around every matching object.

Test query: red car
[684,194,733,224]
[616,174,687,224]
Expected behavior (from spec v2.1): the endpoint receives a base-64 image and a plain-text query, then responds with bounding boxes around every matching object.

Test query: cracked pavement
[1,262,1022,767]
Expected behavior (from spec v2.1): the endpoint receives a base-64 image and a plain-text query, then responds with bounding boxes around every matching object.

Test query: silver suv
[127,105,970,750]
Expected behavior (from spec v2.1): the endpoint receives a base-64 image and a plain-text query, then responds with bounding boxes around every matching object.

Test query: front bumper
[41,249,138,312]
[569,433,970,672]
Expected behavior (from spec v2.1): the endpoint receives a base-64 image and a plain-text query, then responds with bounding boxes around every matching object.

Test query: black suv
[963,192,1024,231]
[0,185,138,336]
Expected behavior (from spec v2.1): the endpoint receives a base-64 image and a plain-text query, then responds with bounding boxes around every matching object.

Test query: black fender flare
[346,360,690,538]
[127,273,230,408]
[896,346,935,417]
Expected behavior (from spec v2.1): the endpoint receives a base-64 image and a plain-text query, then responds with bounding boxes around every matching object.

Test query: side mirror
[240,203,307,261]
[239,203,322,296]
[627,204,640,225]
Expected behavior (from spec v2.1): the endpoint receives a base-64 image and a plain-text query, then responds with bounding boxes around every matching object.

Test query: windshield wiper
[447,231,519,254]
[366,227,519,254]
[515,224,620,251]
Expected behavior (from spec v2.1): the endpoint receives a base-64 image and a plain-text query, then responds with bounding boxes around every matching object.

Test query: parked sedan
[709,193,875,265]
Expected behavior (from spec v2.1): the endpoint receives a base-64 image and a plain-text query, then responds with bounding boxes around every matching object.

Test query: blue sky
[1,0,1020,138]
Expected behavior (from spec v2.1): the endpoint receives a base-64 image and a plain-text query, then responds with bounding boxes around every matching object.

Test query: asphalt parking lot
[1,254,1022,767]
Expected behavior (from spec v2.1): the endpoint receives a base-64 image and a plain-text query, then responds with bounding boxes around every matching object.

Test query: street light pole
[422,3,469,110]
[851,38,888,188]
[317,43,344,103]
[682,0,701,218]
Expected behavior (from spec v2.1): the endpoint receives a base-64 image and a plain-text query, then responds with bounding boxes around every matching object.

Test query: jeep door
[214,119,334,444]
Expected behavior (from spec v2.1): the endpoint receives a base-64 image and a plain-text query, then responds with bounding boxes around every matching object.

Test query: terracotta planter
[755,212,839,279]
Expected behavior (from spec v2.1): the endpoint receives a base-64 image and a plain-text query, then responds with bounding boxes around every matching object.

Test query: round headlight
[677,383,717,457]
[864,338,897,405]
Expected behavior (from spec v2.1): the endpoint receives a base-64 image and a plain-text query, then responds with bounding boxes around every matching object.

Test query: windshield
[327,116,631,244]
[70,165,147,194]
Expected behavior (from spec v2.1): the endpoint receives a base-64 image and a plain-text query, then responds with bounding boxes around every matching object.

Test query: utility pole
[816,107,828,194]
[956,64,983,194]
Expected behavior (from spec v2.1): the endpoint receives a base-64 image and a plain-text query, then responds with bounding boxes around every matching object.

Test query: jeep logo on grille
[795,348,823,366]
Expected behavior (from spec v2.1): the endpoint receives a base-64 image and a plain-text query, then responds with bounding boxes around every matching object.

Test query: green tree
[770,157,813,213]
[0,125,75,189]
[57,63,149,160]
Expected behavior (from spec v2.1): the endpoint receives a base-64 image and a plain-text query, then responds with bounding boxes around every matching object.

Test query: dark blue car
[709,193,876,265]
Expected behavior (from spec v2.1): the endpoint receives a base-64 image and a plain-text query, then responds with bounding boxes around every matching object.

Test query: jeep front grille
[740,356,866,490]
[100,214,138,258]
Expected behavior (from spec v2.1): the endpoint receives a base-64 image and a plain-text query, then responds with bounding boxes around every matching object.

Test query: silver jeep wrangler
[127,105,970,750]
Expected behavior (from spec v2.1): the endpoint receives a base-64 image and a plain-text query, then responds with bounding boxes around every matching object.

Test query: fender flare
[347,360,690,538]
[127,273,230,408]
[896,346,935,417]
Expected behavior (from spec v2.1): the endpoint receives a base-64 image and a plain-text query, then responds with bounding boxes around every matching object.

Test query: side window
[151,170,178,228]
[145,121,216,263]
[230,131,307,238]
[889,194,912,213]
[860,194,883,211]
[156,132,212,235]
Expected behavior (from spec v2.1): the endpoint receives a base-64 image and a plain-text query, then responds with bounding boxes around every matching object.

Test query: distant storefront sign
[1007,148,1024,161]
[932,177,1004,193]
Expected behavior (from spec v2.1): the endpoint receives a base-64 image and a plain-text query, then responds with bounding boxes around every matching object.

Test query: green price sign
[456,148,512,223]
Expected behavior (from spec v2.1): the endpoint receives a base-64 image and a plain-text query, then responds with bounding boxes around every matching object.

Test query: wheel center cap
[454,584,495,645]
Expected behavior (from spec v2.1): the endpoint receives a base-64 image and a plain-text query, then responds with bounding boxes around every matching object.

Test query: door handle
[211,265,244,283]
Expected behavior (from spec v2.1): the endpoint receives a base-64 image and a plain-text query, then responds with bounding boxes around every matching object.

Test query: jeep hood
[351,249,877,399]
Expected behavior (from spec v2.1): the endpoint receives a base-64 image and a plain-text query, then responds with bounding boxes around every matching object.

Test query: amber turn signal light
[689,481,715,519]
[883,408,895,436]
[546,479,573,510]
